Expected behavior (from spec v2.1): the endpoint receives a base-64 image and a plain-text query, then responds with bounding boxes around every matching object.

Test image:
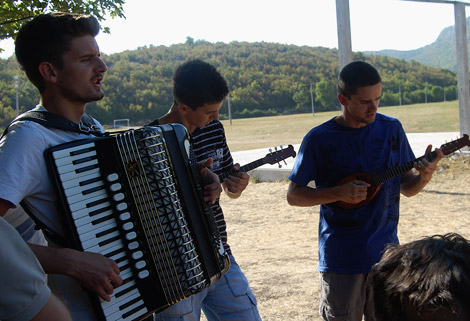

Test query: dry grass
[220,101,460,152]
[198,155,470,321]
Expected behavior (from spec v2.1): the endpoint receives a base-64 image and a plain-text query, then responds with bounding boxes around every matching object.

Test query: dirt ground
[202,154,470,321]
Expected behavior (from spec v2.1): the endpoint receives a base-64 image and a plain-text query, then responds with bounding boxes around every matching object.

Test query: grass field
[221,101,460,152]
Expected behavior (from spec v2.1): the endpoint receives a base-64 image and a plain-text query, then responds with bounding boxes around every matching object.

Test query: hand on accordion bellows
[223,163,249,199]
[62,249,123,302]
[198,158,223,204]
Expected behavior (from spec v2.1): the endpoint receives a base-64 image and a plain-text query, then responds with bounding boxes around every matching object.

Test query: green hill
[0,41,458,128]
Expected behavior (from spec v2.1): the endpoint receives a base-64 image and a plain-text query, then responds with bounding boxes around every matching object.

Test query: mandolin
[218,144,296,182]
[336,134,470,209]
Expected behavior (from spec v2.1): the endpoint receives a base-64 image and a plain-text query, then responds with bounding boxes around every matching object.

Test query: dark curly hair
[371,233,470,321]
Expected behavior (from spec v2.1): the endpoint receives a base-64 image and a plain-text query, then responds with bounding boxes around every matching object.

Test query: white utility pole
[335,0,353,71]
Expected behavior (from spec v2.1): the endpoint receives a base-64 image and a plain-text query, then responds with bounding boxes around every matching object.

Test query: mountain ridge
[366,17,470,71]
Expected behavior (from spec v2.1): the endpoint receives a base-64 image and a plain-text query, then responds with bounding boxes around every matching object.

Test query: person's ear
[38,62,58,84]
[337,93,348,106]
[178,103,191,115]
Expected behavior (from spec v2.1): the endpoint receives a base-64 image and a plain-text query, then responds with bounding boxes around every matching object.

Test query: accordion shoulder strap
[1,110,108,139]
[1,110,107,247]
[20,200,68,247]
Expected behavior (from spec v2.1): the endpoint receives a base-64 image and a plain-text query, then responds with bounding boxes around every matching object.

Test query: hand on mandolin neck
[336,134,470,209]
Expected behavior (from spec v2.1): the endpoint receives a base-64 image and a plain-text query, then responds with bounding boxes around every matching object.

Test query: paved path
[231,132,464,182]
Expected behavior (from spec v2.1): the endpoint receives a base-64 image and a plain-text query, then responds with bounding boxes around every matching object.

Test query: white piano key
[102,243,127,261]
[120,307,149,321]
[67,188,108,206]
[64,180,104,198]
[103,291,141,316]
[69,193,111,212]
[62,170,101,189]
[56,158,99,175]
[116,259,130,270]
[52,142,96,159]
[71,201,112,221]
[86,238,124,254]
[74,208,114,229]
[106,299,147,321]
[76,213,116,233]
[78,221,119,243]
[103,284,140,311]
[54,150,97,167]
[82,230,121,250]
[102,276,137,306]
[59,167,101,183]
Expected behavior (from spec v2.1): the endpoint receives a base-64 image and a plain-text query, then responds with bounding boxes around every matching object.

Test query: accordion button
[113,193,125,201]
[135,260,146,269]
[123,222,134,231]
[128,241,139,250]
[110,183,121,192]
[116,202,128,211]
[107,173,119,182]
[126,231,137,240]
[119,212,131,221]
[138,270,149,279]
[132,251,143,260]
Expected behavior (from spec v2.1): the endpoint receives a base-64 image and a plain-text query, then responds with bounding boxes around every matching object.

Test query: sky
[1,0,469,59]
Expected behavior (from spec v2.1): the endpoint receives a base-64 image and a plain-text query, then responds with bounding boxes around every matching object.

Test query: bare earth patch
[202,155,470,321]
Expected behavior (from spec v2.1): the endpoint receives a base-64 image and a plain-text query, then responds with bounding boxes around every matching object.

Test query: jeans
[154,255,261,321]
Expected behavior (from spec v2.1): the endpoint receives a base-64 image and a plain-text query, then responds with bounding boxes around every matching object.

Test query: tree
[0,0,126,52]
[315,78,337,111]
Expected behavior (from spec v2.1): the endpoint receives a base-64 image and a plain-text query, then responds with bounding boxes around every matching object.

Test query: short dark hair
[337,61,381,98]
[371,233,470,321]
[173,59,229,110]
[15,12,100,92]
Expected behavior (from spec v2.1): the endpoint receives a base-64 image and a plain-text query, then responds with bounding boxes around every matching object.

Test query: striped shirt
[191,120,233,254]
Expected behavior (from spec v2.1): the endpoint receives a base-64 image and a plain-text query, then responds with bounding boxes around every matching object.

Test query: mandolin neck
[373,151,437,185]
[218,159,266,182]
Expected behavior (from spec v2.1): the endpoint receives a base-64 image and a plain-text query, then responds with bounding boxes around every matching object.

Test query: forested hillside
[0,40,457,127]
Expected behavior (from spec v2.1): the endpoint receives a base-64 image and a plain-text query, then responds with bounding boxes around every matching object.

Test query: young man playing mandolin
[149,59,262,321]
[287,61,444,321]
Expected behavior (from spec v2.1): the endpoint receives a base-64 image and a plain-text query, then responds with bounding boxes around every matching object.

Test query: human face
[339,83,381,128]
[55,35,107,104]
[183,101,223,133]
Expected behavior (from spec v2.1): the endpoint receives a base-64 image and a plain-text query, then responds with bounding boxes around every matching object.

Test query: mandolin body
[335,172,383,209]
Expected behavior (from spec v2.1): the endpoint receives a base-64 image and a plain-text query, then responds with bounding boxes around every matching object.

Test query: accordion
[44,124,230,321]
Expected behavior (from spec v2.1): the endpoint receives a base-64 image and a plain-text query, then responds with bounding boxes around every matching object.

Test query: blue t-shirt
[289,113,415,273]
